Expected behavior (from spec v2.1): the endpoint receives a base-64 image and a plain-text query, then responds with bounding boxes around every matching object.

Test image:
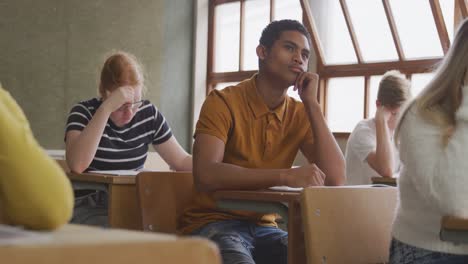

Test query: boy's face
[258,30,310,86]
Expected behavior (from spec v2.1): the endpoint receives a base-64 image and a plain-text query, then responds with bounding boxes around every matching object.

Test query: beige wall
[0,0,194,150]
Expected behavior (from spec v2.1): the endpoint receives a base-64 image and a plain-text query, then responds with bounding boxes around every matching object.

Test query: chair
[371,177,397,186]
[440,216,468,244]
[301,186,398,264]
[136,171,194,233]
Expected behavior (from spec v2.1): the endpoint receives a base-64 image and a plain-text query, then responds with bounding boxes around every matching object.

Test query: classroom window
[310,0,357,64]
[440,0,456,42]
[389,0,443,59]
[274,0,302,21]
[327,77,365,132]
[346,0,398,62]
[243,0,270,70]
[214,2,241,72]
[206,0,467,133]
[207,0,303,93]
[411,72,436,97]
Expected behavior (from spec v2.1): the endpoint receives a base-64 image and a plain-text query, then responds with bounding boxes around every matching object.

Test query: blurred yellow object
[0,85,73,230]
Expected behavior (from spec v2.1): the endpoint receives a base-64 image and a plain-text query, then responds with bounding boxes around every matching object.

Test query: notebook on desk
[88,170,140,176]
[269,186,303,192]
[0,224,51,245]
[87,169,166,176]
[268,184,394,192]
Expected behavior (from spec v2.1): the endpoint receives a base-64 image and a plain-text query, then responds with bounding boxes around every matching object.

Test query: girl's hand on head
[102,86,135,113]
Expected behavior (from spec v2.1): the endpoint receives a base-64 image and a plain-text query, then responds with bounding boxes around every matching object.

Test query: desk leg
[288,201,306,264]
[108,184,142,230]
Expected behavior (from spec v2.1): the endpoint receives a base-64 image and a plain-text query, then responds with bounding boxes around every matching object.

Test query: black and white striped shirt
[65,98,172,171]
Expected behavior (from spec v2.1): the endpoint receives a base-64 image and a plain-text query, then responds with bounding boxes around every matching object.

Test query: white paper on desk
[0,224,51,245]
[269,186,303,192]
[88,170,140,176]
[88,168,171,176]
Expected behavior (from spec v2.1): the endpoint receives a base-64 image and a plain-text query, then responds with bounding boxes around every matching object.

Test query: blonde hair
[395,19,468,145]
[98,51,146,98]
[377,70,411,107]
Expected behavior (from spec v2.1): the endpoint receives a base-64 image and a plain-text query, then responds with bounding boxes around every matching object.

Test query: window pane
[214,82,239,90]
[214,2,240,72]
[389,0,443,58]
[274,0,302,22]
[327,77,365,132]
[369,75,383,118]
[243,0,270,71]
[347,0,398,62]
[309,0,357,64]
[440,0,455,43]
[411,72,435,97]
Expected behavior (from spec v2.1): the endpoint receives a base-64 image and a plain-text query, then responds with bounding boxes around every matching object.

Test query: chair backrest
[440,216,468,244]
[136,171,194,233]
[301,186,398,264]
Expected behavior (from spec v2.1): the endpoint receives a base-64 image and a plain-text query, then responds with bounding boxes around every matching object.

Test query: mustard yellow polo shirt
[0,86,73,230]
[179,74,314,234]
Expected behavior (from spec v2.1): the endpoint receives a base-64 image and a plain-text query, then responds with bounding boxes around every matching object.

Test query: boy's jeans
[192,219,288,264]
[390,238,468,264]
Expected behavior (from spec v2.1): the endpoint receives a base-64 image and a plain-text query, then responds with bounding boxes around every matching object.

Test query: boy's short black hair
[259,19,311,49]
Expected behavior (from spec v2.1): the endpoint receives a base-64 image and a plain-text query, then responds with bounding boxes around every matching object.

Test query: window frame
[206,0,468,134]
[207,0,295,93]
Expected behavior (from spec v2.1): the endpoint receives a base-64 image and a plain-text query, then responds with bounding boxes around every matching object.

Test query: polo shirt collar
[247,74,287,123]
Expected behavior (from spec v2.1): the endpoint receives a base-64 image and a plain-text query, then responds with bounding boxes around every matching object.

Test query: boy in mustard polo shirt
[181,20,345,264]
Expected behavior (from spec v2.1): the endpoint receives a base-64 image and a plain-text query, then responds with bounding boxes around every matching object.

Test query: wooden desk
[214,189,305,264]
[0,224,221,264]
[440,216,468,243]
[67,172,141,230]
[371,177,397,186]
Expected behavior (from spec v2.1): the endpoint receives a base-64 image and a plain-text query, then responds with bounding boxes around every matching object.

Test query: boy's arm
[152,136,192,171]
[193,134,325,192]
[295,72,345,186]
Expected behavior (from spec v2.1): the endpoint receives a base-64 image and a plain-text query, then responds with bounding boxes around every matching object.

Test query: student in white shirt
[345,71,410,185]
[390,19,468,263]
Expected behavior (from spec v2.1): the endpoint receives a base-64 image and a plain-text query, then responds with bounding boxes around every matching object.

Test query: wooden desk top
[1,224,175,246]
[67,171,190,185]
[1,224,221,264]
[371,177,397,186]
[67,172,136,184]
[214,189,300,203]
